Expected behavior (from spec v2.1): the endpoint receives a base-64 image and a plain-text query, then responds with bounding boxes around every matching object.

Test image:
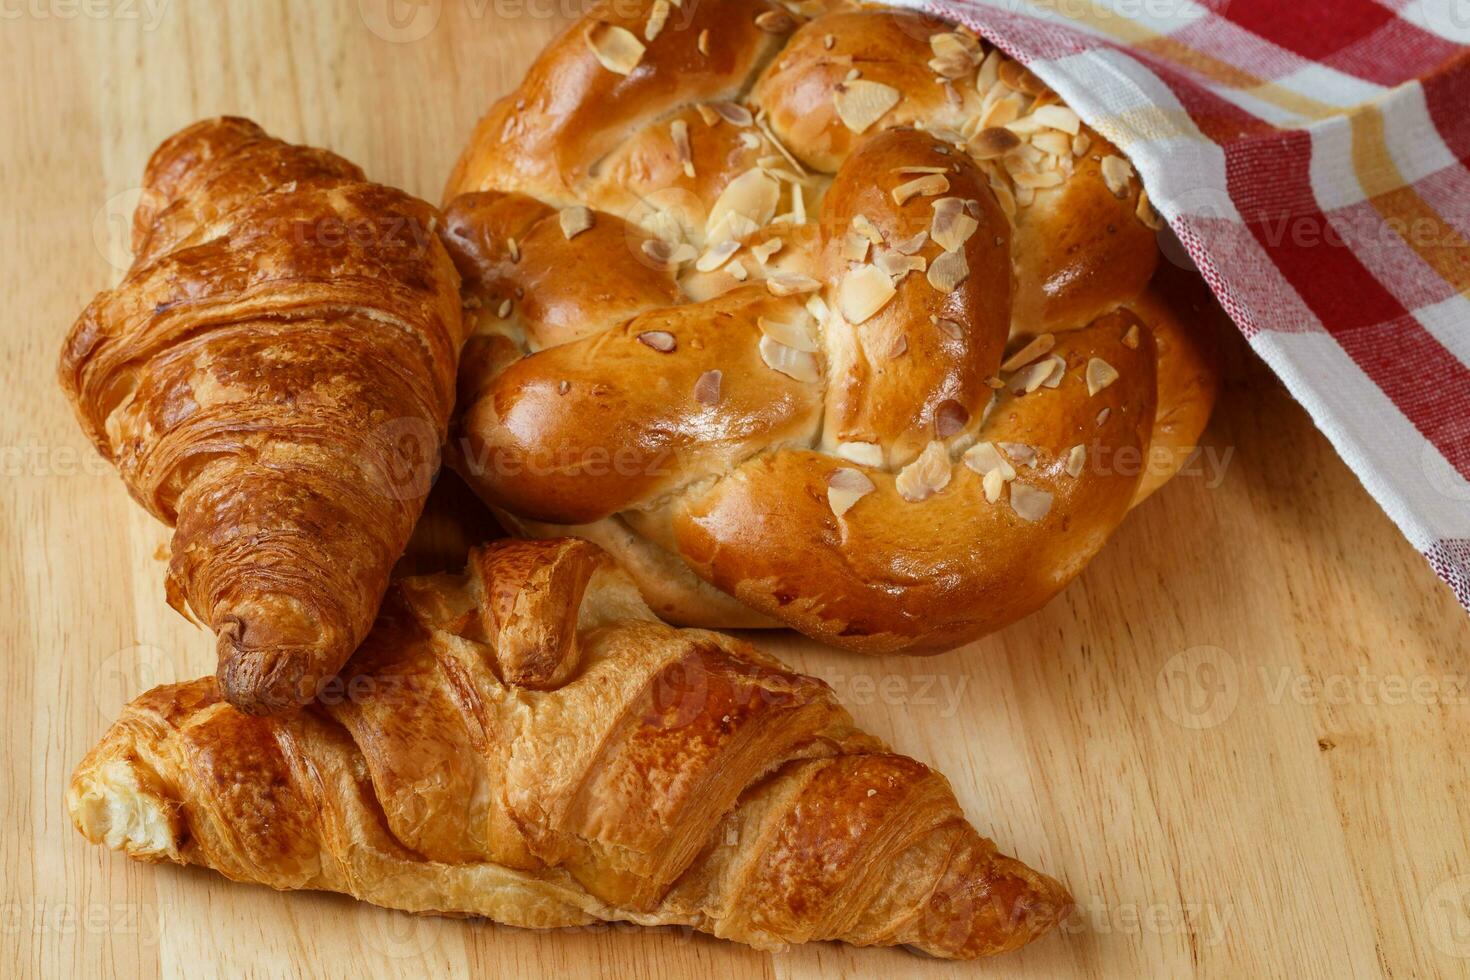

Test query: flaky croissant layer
[58,117,467,715]
[69,539,1071,958]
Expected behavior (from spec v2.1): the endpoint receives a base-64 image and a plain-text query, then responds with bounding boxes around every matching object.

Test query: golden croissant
[441,0,1220,651]
[58,117,466,714]
[68,538,1071,958]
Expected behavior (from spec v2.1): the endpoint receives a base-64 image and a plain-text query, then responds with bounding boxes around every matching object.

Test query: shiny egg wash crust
[443,0,1220,651]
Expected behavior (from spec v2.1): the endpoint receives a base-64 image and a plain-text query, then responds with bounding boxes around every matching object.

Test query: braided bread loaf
[68,538,1071,958]
[59,118,466,713]
[441,0,1219,649]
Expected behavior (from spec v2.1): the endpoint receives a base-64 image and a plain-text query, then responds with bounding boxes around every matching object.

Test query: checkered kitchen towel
[900,0,1470,610]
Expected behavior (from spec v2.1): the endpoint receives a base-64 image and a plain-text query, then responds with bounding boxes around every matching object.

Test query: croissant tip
[216,641,319,716]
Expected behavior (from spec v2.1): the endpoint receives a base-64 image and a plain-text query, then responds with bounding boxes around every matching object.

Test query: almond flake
[750,237,783,264]
[976,49,1003,93]
[833,80,901,134]
[1031,105,1081,135]
[670,119,693,176]
[1000,442,1037,467]
[637,330,676,352]
[836,441,884,467]
[644,0,670,41]
[712,102,753,126]
[695,104,720,126]
[824,33,836,50]
[805,294,830,322]
[851,213,883,245]
[892,165,950,176]
[694,369,722,406]
[1016,358,1058,394]
[1032,131,1074,158]
[934,399,969,438]
[1072,132,1093,157]
[963,441,1016,480]
[933,316,963,340]
[1065,444,1086,478]
[893,230,928,254]
[765,274,820,296]
[1001,333,1055,372]
[892,173,949,206]
[827,467,876,517]
[1086,357,1119,395]
[982,467,1006,502]
[559,206,593,240]
[754,9,794,33]
[586,22,645,75]
[758,314,818,352]
[1122,324,1141,349]
[999,59,1047,96]
[1101,155,1133,197]
[930,197,979,252]
[841,231,870,262]
[1097,407,1111,425]
[969,126,1021,160]
[726,259,748,281]
[507,237,520,262]
[695,239,740,272]
[697,28,709,55]
[706,168,780,239]
[497,299,512,318]
[1009,482,1053,521]
[896,441,952,502]
[759,335,820,381]
[1012,170,1064,190]
[980,93,1024,129]
[839,264,897,323]
[1136,188,1163,230]
[641,239,697,268]
[888,333,908,358]
[1040,355,1066,388]
[926,249,969,293]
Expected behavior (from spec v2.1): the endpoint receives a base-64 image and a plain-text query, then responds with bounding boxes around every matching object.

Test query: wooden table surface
[4,2,1468,977]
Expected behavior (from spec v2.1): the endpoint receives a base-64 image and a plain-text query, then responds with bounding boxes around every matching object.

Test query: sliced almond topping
[823,33,836,50]
[833,80,902,134]
[706,168,780,239]
[750,237,783,264]
[1086,357,1119,395]
[758,313,818,352]
[507,236,520,262]
[586,22,645,75]
[851,213,883,245]
[697,28,709,55]
[980,93,1024,129]
[839,264,897,323]
[982,467,1006,502]
[874,249,925,280]
[935,399,969,438]
[1072,131,1093,157]
[933,316,963,340]
[644,0,670,41]
[896,441,952,502]
[559,205,594,240]
[1032,131,1074,159]
[695,104,720,126]
[969,126,1021,160]
[1016,358,1058,394]
[1065,444,1086,478]
[1009,482,1053,521]
[765,274,821,296]
[695,239,740,272]
[1122,324,1141,349]
[726,258,749,281]
[999,59,1047,96]
[1136,188,1164,230]
[827,466,876,517]
[805,294,830,322]
[1000,442,1036,467]
[892,230,928,254]
[1097,406,1111,425]
[759,334,820,381]
[637,330,676,352]
[892,165,950,176]
[694,369,722,406]
[1040,355,1066,388]
[926,249,969,293]
[712,101,753,126]
[976,48,1003,93]
[670,119,693,177]
[892,173,950,206]
[1012,169,1064,190]
[963,441,1016,480]
[1001,333,1055,372]
[836,441,884,467]
[1101,154,1133,197]
[641,239,697,269]
[841,231,871,263]
[754,9,794,33]
[930,197,979,252]
[930,30,981,64]
[1031,104,1081,135]
[497,298,512,318]
[888,333,909,358]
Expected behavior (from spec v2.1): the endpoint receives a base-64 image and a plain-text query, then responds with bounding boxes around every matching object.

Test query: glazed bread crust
[69,538,1071,959]
[59,118,466,713]
[443,1,1220,647]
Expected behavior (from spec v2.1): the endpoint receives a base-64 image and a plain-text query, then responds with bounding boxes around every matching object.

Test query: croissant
[58,117,466,714]
[68,537,1071,958]
[441,0,1220,648]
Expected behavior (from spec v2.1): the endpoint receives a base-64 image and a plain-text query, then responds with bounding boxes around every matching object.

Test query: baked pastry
[59,118,466,714]
[68,537,1072,959]
[441,0,1219,650]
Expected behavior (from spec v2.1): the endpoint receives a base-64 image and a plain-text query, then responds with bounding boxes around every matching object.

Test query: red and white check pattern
[907,0,1470,611]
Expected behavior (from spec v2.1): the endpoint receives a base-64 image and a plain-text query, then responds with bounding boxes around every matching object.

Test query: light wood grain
[3,2,1468,977]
